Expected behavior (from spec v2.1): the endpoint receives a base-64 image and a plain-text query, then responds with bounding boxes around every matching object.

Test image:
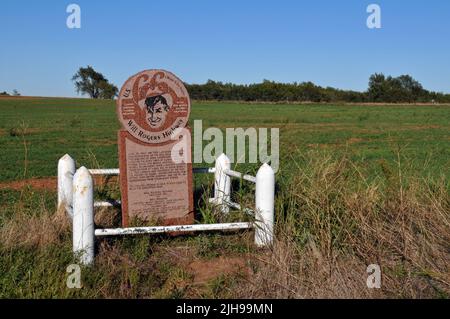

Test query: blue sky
[0,0,449,97]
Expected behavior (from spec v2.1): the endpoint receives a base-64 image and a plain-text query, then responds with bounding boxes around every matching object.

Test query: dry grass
[0,199,70,251]
[0,151,448,298]
[233,151,449,298]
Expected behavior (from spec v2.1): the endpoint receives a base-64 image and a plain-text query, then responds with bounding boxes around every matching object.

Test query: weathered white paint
[224,201,255,216]
[95,222,252,237]
[72,166,95,265]
[214,153,231,213]
[94,200,121,208]
[87,167,215,176]
[226,201,241,210]
[88,168,119,175]
[255,163,275,247]
[61,153,276,264]
[224,169,256,183]
[57,154,76,218]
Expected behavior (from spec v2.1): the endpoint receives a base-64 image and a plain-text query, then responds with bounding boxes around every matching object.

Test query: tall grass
[0,151,448,298]
[234,150,449,298]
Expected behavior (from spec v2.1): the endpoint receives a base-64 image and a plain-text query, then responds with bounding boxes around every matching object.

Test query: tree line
[185,74,450,103]
[4,67,449,103]
[70,67,449,103]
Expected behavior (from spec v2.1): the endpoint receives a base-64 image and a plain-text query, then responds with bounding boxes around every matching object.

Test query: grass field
[0,97,448,181]
[0,97,449,298]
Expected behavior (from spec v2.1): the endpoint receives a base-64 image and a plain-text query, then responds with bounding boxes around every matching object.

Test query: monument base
[118,130,194,227]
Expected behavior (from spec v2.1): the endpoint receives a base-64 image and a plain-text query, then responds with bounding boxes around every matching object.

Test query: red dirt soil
[0,177,57,191]
[188,256,250,284]
[0,176,119,191]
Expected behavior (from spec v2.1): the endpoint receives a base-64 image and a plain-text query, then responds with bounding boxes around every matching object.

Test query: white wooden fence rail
[58,153,275,265]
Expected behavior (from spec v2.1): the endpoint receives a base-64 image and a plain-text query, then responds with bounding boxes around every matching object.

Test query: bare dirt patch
[0,176,119,191]
[346,137,364,144]
[403,124,441,131]
[156,245,251,285]
[188,256,250,284]
[0,177,57,191]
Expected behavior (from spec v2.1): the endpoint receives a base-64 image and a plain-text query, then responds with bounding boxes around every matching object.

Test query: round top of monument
[116,69,191,144]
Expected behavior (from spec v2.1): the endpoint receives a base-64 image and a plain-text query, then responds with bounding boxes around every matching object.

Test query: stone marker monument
[117,69,193,227]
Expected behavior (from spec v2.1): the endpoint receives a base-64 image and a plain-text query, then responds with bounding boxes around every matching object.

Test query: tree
[368,73,428,103]
[98,80,118,99]
[367,73,387,102]
[397,75,425,102]
[72,66,118,99]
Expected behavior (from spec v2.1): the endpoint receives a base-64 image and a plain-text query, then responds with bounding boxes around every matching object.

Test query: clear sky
[0,0,449,97]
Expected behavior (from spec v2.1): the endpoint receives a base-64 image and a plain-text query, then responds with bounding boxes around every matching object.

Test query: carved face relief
[144,95,170,128]
[117,69,191,144]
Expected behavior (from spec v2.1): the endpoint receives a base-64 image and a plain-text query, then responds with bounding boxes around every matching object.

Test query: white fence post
[214,153,231,213]
[255,163,275,247]
[73,166,95,265]
[57,154,76,218]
